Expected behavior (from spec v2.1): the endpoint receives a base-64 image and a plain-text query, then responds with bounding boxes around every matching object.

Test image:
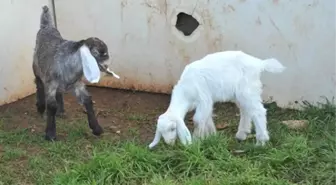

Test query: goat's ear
[79,45,101,83]
[149,128,161,149]
[177,119,192,146]
[72,40,86,52]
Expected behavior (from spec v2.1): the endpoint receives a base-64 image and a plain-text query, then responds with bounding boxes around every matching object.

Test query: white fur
[149,50,285,148]
[80,45,101,83]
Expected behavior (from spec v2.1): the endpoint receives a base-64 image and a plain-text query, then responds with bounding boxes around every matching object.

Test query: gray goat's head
[84,37,110,72]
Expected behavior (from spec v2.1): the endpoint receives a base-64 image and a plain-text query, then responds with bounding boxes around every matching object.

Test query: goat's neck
[166,86,190,118]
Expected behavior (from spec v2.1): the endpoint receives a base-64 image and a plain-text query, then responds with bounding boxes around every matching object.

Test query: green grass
[0,101,335,185]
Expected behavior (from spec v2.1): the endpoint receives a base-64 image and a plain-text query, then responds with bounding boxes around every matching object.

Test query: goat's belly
[188,103,197,112]
[213,97,231,103]
[212,93,234,103]
[58,81,78,93]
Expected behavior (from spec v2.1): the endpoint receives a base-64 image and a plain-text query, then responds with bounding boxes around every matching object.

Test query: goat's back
[177,51,266,102]
[33,27,85,92]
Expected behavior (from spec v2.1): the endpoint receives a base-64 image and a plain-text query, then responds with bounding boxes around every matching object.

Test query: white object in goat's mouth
[106,68,120,79]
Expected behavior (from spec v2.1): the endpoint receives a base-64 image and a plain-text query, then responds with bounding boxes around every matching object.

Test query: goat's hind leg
[44,84,58,141]
[237,96,269,146]
[74,83,103,136]
[235,107,252,141]
[34,76,45,116]
[251,103,269,146]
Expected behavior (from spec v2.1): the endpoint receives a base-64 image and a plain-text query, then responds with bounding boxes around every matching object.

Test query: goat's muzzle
[98,63,120,79]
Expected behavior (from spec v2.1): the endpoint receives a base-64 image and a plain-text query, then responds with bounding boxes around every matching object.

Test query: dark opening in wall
[175,12,199,36]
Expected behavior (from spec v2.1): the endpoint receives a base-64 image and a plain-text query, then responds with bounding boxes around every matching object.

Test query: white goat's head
[149,113,192,149]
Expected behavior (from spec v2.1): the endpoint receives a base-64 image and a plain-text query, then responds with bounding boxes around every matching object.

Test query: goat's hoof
[256,141,266,146]
[92,125,103,136]
[235,131,248,141]
[56,111,66,119]
[45,134,57,141]
[236,139,243,143]
[255,133,269,146]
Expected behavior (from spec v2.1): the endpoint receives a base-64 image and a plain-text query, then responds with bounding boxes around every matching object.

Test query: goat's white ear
[149,128,161,149]
[79,45,101,83]
[177,120,192,146]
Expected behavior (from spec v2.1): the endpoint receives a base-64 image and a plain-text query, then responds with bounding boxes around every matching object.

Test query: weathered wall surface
[54,0,335,109]
[0,0,334,108]
[0,0,54,105]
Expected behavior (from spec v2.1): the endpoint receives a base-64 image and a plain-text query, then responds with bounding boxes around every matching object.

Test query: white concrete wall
[0,0,54,105]
[1,0,334,108]
[54,0,335,109]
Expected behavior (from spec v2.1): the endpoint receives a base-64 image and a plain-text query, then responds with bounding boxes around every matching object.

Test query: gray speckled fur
[33,5,109,140]
[33,7,109,94]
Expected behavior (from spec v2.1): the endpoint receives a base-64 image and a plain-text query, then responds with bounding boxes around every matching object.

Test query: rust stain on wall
[94,77,173,94]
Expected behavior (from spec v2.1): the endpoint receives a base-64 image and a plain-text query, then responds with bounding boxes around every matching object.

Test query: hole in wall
[175,12,199,36]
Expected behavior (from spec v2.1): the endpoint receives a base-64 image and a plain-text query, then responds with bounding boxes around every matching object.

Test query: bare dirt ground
[0,87,174,143]
[0,86,237,144]
[0,86,240,185]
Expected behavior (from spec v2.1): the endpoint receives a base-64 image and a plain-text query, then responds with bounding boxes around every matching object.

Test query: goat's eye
[170,128,176,132]
[92,49,99,54]
[99,51,107,56]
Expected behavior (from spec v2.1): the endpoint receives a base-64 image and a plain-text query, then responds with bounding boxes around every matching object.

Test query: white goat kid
[149,50,285,148]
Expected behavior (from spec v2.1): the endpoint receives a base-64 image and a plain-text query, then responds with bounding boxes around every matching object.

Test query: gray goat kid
[33,6,114,141]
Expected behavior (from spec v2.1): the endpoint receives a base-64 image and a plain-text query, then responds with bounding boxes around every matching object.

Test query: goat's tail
[261,58,285,73]
[40,5,54,29]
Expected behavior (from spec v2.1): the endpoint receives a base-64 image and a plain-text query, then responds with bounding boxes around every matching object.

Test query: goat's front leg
[74,83,103,136]
[192,102,215,139]
[205,116,217,135]
[45,85,58,141]
[55,92,66,118]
